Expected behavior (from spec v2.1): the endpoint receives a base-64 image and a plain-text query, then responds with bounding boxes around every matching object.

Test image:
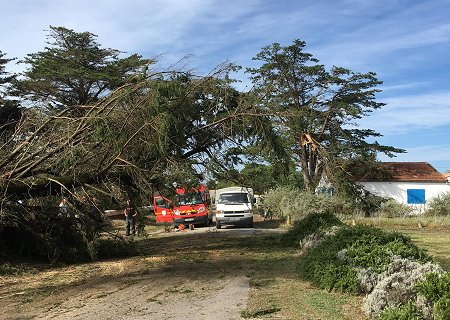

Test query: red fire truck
[153,185,210,227]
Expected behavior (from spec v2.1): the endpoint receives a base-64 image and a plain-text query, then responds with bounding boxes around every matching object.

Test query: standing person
[124,199,137,236]
[59,198,69,217]
[90,197,102,223]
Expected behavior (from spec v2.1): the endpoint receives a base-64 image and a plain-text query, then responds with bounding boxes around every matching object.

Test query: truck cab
[215,186,254,229]
[153,185,210,227]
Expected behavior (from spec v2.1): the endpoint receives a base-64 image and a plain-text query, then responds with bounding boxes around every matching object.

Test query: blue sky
[2,0,449,172]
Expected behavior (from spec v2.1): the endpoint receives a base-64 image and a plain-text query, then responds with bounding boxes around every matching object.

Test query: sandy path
[0,227,275,320]
[29,275,249,320]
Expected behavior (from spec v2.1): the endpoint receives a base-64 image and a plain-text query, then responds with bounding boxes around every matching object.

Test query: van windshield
[218,193,249,204]
[176,192,204,205]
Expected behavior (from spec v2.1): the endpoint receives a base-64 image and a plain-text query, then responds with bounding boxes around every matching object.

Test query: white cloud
[359,92,450,135]
[378,144,450,173]
[381,144,449,161]
[380,82,430,92]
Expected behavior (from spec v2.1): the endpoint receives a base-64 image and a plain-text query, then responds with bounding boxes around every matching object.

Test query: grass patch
[241,305,281,318]
[166,286,194,294]
[303,289,358,319]
[401,229,450,270]
[0,263,23,275]
[147,297,162,304]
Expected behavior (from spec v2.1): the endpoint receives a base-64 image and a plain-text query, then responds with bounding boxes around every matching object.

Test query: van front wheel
[216,221,221,229]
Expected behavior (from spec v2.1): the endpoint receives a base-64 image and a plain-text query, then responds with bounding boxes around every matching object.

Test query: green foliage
[0,199,104,264]
[378,272,450,320]
[297,225,430,293]
[379,301,421,320]
[0,263,22,275]
[135,214,148,237]
[0,51,21,143]
[427,192,450,216]
[0,50,15,86]
[375,199,413,218]
[317,263,361,293]
[90,238,139,260]
[15,26,151,109]
[416,272,450,320]
[241,305,281,318]
[264,186,357,219]
[281,211,343,247]
[247,40,403,192]
[345,237,427,273]
[239,163,277,194]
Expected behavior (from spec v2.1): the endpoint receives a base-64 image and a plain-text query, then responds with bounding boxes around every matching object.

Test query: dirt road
[0,222,284,320]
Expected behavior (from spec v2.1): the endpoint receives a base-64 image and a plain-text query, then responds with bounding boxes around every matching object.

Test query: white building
[357,162,449,213]
[444,171,450,183]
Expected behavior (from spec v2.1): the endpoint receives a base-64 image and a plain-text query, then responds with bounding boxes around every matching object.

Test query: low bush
[0,263,22,275]
[426,192,450,216]
[263,187,357,219]
[281,212,343,247]
[379,301,421,320]
[289,210,448,319]
[364,260,442,318]
[299,225,342,252]
[375,199,413,218]
[90,238,139,260]
[297,225,430,294]
[373,270,450,320]
[0,199,105,264]
[416,271,450,320]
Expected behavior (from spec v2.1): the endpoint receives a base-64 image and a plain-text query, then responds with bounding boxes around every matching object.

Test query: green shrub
[363,260,442,318]
[345,236,429,273]
[297,225,430,294]
[427,192,450,216]
[281,212,344,247]
[379,301,421,320]
[416,272,450,320]
[0,199,104,264]
[0,263,22,275]
[264,187,357,219]
[91,238,139,260]
[373,271,450,320]
[376,199,413,218]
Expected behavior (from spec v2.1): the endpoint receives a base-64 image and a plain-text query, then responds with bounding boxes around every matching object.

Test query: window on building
[407,189,425,204]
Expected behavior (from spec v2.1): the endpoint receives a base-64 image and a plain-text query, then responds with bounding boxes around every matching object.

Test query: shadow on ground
[0,223,298,309]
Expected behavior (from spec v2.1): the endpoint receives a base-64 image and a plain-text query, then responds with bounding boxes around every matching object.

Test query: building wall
[359,181,450,213]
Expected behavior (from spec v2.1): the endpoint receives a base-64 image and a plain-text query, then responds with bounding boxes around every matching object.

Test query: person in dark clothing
[124,199,137,236]
[89,196,103,224]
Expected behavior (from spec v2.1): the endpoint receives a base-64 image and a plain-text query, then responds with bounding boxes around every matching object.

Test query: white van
[215,186,254,229]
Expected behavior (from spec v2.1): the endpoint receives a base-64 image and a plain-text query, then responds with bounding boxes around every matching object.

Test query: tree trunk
[300,144,313,193]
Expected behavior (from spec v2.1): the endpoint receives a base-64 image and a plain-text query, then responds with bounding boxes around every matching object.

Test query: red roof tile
[360,162,447,183]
